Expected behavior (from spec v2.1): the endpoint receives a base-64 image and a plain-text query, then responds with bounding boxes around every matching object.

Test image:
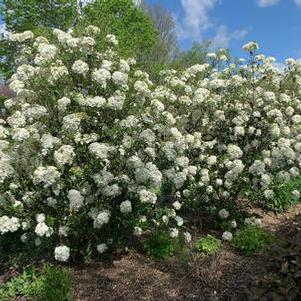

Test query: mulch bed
[1,204,301,301]
[72,204,301,301]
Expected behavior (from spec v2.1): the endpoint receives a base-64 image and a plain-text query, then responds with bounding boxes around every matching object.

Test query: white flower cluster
[54,245,70,262]
[67,189,84,211]
[0,216,20,234]
[54,145,75,166]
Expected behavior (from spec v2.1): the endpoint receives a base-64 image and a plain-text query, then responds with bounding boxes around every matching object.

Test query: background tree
[0,0,78,80]
[138,1,213,75]
[136,0,179,79]
[138,0,178,62]
[172,41,212,70]
[0,0,77,32]
[80,0,158,59]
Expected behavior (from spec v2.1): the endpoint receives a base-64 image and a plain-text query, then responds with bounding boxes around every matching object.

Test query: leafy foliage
[0,0,77,32]
[171,41,212,70]
[144,230,177,260]
[0,264,73,301]
[0,266,43,300]
[81,0,158,59]
[232,225,273,255]
[41,264,74,301]
[195,235,221,255]
[267,176,301,212]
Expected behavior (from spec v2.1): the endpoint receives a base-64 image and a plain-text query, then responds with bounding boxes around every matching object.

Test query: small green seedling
[195,234,221,255]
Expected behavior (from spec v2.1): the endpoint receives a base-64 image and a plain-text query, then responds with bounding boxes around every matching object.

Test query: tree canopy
[80,0,158,59]
[0,0,78,32]
[172,41,212,70]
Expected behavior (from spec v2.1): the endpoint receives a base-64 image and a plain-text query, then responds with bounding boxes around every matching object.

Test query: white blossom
[97,243,108,253]
[120,200,132,213]
[222,231,233,241]
[218,209,230,219]
[68,189,84,211]
[54,245,70,262]
[72,60,89,75]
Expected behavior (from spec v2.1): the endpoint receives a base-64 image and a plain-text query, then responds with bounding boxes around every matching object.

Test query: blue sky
[145,0,301,62]
[1,0,301,63]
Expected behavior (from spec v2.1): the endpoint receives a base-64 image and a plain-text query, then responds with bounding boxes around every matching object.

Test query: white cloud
[177,0,248,48]
[213,25,248,47]
[177,0,218,40]
[256,0,280,7]
[295,0,301,6]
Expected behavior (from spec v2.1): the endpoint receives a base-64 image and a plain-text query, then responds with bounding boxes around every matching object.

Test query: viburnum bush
[1,28,301,262]
[157,42,301,213]
[0,28,191,261]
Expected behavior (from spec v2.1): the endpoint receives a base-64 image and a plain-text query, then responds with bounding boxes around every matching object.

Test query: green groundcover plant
[267,176,301,212]
[0,264,73,301]
[195,234,221,255]
[232,225,274,255]
[144,230,178,260]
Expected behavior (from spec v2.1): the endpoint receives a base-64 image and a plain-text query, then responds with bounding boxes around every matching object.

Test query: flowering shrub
[0,28,187,261]
[1,29,301,262]
[156,41,301,217]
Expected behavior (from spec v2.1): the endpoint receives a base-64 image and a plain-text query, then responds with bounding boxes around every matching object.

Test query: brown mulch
[72,247,261,301]
[72,204,301,301]
[1,204,301,301]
